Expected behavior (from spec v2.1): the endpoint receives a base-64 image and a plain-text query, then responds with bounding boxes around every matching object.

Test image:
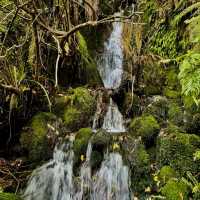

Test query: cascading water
[24,15,131,200]
[24,137,75,200]
[94,17,126,133]
[97,16,123,89]
[102,98,126,133]
[91,153,130,200]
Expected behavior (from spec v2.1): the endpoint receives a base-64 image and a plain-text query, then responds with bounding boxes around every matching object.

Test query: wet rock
[73,128,93,165]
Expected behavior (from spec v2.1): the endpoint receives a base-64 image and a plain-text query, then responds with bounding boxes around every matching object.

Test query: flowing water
[97,17,123,89]
[24,137,75,200]
[24,17,130,200]
[94,18,126,133]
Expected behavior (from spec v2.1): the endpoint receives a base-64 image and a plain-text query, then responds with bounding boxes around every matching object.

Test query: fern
[178,52,200,104]
[172,2,200,26]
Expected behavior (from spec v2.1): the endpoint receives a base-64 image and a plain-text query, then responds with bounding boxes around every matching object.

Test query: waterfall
[98,17,123,89]
[24,137,75,200]
[91,153,130,200]
[94,17,126,133]
[102,98,125,133]
[24,15,130,200]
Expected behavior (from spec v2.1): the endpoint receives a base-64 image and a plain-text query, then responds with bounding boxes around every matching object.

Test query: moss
[73,128,93,164]
[20,112,59,162]
[157,125,200,175]
[129,115,160,146]
[161,179,189,200]
[76,32,102,86]
[91,130,111,158]
[158,166,177,185]
[144,96,169,122]
[0,193,22,200]
[63,107,81,130]
[163,88,180,99]
[168,102,184,126]
[54,87,96,131]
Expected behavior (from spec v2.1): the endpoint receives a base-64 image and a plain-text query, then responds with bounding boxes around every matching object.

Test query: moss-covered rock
[20,112,60,162]
[161,179,189,200]
[157,124,200,175]
[143,96,169,122]
[129,114,160,147]
[158,166,177,185]
[54,87,96,131]
[0,192,22,200]
[73,128,93,164]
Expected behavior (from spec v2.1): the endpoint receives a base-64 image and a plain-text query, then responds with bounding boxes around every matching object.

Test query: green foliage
[158,166,177,185]
[0,192,22,200]
[168,102,183,126]
[76,32,102,85]
[129,114,160,145]
[178,52,200,105]
[161,179,189,200]
[172,2,200,27]
[130,142,151,194]
[144,96,169,122]
[149,27,178,58]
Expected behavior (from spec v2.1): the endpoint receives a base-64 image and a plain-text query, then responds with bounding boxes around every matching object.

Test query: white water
[24,137,75,200]
[24,140,130,200]
[98,17,123,89]
[95,18,126,133]
[102,98,126,133]
[91,153,130,200]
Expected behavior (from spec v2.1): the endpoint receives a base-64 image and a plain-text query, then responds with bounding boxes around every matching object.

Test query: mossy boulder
[20,112,60,162]
[161,179,189,200]
[129,114,160,147]
[73,128,93,164]
[158,166,177,185]
[0,193,22,200]
[157,124,200,175]
[54,87,96,131]
[90,130,111,167]
[143,96,169,122]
